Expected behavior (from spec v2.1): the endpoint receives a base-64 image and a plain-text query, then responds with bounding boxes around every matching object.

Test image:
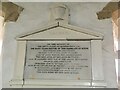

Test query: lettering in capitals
[27,42,89,75]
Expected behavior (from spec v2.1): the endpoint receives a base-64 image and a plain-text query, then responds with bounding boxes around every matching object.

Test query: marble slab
[24,41,91,80]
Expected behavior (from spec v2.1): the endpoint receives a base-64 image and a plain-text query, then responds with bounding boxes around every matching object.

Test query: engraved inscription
[24,41,91,80]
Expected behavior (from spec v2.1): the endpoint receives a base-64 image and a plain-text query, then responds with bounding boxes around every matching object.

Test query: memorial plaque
[24,41,91,80]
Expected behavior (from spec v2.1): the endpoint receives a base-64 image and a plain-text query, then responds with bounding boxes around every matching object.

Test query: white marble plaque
[24,41,91,80]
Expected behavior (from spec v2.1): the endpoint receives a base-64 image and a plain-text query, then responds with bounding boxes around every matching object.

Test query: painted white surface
[2,2,117,88]
[0,16,4,90]
[91,40,104,81]
[14,41,26,79]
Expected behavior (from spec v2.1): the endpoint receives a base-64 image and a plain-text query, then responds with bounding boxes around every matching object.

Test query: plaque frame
[10,22,106,88]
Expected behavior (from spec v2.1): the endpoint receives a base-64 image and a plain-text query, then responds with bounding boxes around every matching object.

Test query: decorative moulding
[10,3,106,88]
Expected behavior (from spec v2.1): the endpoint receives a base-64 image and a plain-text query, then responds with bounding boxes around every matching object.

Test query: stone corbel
[97,1,120,20]
[97,1,120,51]
[0,2,24,22]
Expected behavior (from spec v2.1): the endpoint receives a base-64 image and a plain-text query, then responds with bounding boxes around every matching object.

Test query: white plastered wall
[2,2,117,88]
[0,16,4,90]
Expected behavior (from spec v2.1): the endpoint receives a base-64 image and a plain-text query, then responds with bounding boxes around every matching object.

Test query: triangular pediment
[17,22,103,40]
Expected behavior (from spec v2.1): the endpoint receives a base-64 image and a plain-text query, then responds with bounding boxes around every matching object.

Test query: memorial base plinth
[10,79,106,88]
